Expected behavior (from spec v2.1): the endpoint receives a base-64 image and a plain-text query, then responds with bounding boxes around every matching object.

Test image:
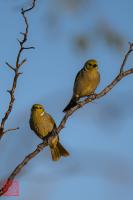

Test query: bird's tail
[63,96,78,112]
[57,142,70,157]
[49,134,69,161]
[50,145,61,161]
[50,142,69,161]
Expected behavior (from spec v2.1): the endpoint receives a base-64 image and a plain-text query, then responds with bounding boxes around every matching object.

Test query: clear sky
[0,0,133,200]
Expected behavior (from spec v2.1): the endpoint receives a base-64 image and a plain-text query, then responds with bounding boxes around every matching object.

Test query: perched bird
[30,104,69,161]
[63,59,100,112]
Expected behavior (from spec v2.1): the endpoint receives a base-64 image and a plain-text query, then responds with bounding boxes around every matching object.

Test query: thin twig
[6,62,16,72]
[120,42,133,73]
[23,47,35,50]
[4,127,19,134]
[0,0,36,140]
[19,58,27,67]
[0,43,133,196]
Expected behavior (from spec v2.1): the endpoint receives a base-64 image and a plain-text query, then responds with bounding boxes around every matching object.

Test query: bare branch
[22,0,36,13]
[120,42,133,73]
[0,141,47,196]
[0,0,37,140]
[4,127,19,134]
[5,62,16,72]
[0,42,133,196]
[23,46,35,50]
[57,68,133,133]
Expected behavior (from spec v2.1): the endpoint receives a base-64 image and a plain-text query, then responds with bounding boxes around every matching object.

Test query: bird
[29,104,69,161]
[63,59,100,112]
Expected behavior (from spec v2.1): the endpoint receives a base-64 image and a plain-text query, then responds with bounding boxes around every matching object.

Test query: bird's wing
[42,112,56,131]
[47,113,56,128]
[74,69,82,85]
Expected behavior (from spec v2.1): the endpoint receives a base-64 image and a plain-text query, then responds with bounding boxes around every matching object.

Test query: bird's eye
[88,63,92,66]
[93,64,97,68]
[39,106,42,109]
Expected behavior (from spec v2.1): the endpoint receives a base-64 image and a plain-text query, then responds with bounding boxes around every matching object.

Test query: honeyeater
[29,104,69,161]
[63,59,100,112]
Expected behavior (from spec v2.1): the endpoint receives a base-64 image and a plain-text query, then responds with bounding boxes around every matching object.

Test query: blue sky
[0,0,133,200]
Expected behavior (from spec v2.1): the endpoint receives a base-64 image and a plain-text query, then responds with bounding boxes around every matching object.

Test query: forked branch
[0,0,37,140]
[0,42,133,196]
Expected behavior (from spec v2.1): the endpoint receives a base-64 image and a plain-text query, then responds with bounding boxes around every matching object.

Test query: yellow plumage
[63,59,100,112]
[30,104,69,161]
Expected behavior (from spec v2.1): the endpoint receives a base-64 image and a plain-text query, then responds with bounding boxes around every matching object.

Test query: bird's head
[31,104,45,114]
[84,59,98,70]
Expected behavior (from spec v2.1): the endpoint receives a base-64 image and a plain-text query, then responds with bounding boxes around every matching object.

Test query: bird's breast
[30,112,54,139]
[74,69,100,97]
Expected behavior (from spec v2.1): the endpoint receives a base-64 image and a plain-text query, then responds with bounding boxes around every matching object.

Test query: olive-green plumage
[63,59,100,112]
[30,104,69,161]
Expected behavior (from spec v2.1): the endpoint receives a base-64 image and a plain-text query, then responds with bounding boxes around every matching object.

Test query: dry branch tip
[4,127,20,134]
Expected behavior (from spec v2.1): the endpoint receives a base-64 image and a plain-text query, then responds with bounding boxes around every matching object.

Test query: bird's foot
[87,92,97,98]
[87,93,97,103]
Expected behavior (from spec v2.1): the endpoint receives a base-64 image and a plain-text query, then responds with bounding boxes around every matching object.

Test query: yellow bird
[63,59,100,112]
[30,104,69,161]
